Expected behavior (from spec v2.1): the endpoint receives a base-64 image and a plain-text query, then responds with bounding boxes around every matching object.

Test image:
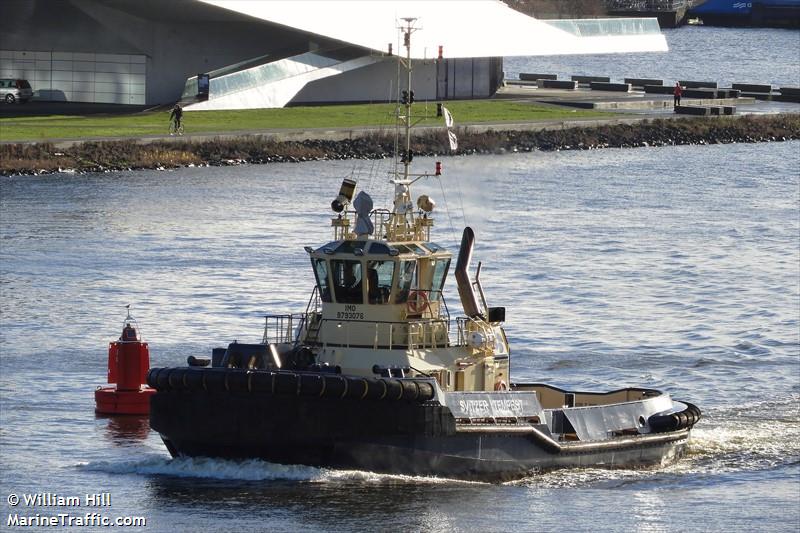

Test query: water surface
[506,26,800,87]
[2,140,798,532]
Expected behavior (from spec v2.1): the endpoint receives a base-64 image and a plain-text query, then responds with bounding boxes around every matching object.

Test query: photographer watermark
[8,492,110,508]
[6,492,146,528]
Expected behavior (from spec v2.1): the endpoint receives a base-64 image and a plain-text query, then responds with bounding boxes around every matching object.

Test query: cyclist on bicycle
[169,104,183,135]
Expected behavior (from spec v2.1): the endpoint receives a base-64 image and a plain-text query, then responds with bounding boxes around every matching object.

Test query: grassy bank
[2,114,798,176]
[0,100,605,142]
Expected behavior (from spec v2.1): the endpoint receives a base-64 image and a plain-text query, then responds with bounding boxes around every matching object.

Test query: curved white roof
[198,0,668,59]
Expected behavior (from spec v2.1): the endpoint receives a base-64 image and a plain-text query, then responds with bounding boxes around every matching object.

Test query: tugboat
[148,19,701,482]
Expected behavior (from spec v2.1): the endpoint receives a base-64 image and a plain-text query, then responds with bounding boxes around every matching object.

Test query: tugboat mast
[398,17,416,182]
[388,17,429,242]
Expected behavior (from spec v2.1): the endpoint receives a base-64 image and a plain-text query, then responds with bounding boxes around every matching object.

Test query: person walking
[673,82,683,107]
[169,104,183,135]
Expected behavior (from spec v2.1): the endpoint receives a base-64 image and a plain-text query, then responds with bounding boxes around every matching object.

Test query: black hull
[159,433,690,482]
[150,386,691,482]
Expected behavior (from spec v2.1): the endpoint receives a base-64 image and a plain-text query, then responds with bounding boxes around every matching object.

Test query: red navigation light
[435,161,442,176]
[438,45,443,59]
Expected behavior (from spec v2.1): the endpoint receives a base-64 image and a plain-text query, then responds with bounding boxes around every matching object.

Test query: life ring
[494,379,508,391]
[406,290,429,314]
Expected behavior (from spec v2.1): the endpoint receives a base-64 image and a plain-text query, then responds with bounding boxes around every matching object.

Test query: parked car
[0,79,33,103]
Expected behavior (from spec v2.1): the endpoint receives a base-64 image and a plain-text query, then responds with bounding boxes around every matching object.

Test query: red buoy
[95,308,155,415]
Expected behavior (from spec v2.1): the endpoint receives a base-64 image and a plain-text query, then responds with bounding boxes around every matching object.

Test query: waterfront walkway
[2,86,797,149]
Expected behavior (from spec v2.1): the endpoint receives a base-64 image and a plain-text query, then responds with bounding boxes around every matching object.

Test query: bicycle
[169,119,184,136]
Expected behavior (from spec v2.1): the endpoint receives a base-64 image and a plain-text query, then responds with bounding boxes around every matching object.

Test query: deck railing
[261,287,320,345]
[332,208,433,243]
[261,313,306,345]
[262,287,486,350]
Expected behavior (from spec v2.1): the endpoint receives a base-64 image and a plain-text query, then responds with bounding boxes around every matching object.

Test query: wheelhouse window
[368,242,391,255]
[312,259,332,302]
[332,260,363,304]
[430,258,450,301]
[423,242,445,253]
[366,260,395,304]
[405,243,428,255]
[395,260,417,304]
[335,240,367,254]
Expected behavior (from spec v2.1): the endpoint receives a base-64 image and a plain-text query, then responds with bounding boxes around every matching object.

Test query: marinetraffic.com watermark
[6,492,146,528]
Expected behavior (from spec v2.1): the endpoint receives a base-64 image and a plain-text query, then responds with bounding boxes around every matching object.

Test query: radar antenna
[353,191,375,237]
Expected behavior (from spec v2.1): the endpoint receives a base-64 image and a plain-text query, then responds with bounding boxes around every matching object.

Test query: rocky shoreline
[2,114,798,176]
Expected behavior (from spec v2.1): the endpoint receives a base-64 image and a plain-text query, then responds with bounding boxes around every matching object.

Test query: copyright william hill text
[6,492,146,528]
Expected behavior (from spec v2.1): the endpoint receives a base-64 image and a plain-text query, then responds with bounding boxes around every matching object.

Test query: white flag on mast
[442,106,453,128]
[447,130,458,151]
[442,105,457,151]
[442,106,454,129]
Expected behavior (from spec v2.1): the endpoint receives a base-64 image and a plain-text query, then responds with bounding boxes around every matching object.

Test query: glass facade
[544,17,662,37]
[210,52,340,100]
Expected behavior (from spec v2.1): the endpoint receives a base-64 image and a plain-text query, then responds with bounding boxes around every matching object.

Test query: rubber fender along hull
[648,401,702,433]
[147,367,436,403]
[150,383,693,482]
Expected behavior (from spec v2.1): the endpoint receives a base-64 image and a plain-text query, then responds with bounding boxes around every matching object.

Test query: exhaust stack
[455,227,482,318]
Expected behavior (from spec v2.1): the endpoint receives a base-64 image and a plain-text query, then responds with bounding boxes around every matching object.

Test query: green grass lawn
[0,100,608,142]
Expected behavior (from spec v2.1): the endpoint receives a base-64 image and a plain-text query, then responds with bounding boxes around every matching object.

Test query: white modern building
[0,0,666,109]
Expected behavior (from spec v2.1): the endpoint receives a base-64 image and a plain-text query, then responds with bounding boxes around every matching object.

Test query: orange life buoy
[406,290,429,315]
[494,379,508,391]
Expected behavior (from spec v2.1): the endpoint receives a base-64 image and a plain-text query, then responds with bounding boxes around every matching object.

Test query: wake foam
[512,394,800,488]
[77,455,478,485]
[78,456,321,481]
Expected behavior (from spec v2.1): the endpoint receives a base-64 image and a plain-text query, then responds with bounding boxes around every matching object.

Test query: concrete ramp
[184,52,383,110]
